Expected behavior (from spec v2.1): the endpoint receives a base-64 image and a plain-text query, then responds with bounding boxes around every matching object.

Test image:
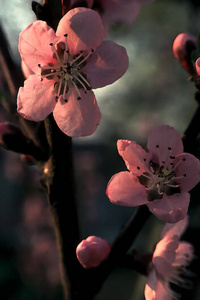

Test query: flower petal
[144,268,157,300]
[161,215,189,239]
[145,269,173,300]
[148,193,190,223]
[19,21,57,74]
[174,153,200,192]
[53,88,101,137]
[83,40,129,88]
[153,234,178,276]
[117,140,152,176]
[56,8,105,56]
[175,242,194,268]
[154,278,173,300]
[147,125,183,166]
[17,75,56,121]
[106,171,148,206]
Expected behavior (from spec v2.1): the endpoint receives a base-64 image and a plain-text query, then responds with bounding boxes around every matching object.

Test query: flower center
[38,34,93,102]
[138,145,186,201]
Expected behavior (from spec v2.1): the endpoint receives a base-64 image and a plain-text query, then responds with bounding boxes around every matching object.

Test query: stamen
[62,80,68,99]
[171,174,186,181]
[72,74,88,93]
[145,181,157,191]
[155,145,162,166]
[41,71,60,79]
[71,79,81,100]
[170,158,186,172]
[50,43,61,63]
[69,52,84,65]
[157,184,164,195]
[77,72,91,88]
[57,79,63,97]
[76,49,94,67]
[167,184,180,188]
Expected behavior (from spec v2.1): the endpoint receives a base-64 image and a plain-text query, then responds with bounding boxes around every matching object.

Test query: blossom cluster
[104,125,199,299]
[15,2,200,300]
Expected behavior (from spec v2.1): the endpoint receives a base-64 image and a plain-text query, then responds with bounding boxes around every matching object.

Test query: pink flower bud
[195,57,200,75]
[173,33,197,74]
[76,236,111,268]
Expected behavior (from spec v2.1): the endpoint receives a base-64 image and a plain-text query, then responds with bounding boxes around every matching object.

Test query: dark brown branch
[121,251,153,276]
[182,103,200,155]
[1,129,48,161]
[32,0,62,30]
[41,115,80,300]
[0,24,48,149]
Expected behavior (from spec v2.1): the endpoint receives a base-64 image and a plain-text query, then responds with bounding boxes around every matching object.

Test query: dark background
[0,0,200,299]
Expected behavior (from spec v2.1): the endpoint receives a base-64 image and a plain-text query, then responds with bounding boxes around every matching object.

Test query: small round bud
[76,236,111,269]
[172,33,197,74]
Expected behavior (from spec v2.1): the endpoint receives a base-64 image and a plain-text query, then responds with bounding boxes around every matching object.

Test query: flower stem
[183,103,200,156]
[42,115,81,299]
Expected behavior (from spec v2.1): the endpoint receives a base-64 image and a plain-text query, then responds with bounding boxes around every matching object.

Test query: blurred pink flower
[76,235,111,268]
[93,0,154,27]
[144,216,195,300]
[63,0,153,27]
[106,125,200,223]
[17,7,128,137]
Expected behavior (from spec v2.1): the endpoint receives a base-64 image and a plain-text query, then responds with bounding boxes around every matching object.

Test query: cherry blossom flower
[93,0,154,27]
[106,125,200,223]
[62,0,153,27]
[17,8,128,137]
[144,216,195,300]
[76,235,111,268]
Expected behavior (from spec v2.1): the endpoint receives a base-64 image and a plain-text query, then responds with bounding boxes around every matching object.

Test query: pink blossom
[195,58,200,75]
[17,8,128,137]
[144,216,195,300]
[94,0,154,27]
[106,125,200,223]
[76,235,111,268]
[173,33,197,74]
[63,0,153,27]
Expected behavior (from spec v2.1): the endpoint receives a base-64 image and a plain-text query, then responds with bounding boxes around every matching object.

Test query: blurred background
[0,0,200,299]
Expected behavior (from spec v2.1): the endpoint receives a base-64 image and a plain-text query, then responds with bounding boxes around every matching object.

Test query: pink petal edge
[106,171,148,206]
[17,75,56,121]
[53,88,101,137]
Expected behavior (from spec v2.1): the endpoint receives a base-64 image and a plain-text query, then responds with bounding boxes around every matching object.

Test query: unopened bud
[76,236,111,268]
[173,33,197,74]
[195,57,200,76]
